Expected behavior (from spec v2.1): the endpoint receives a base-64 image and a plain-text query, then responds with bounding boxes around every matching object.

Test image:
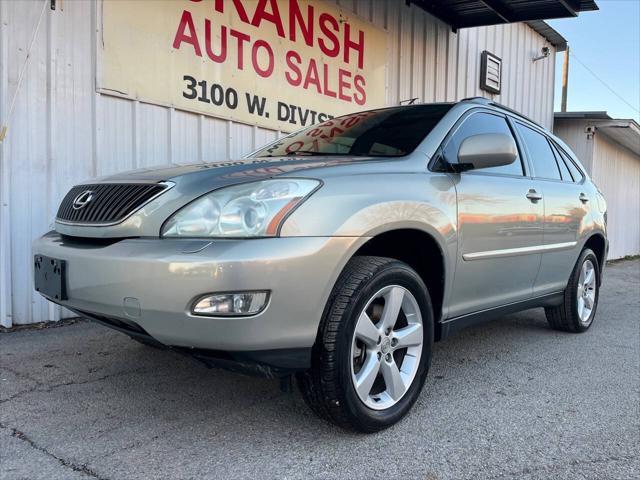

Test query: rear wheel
[297,256,433,432]
[546,248,600,333]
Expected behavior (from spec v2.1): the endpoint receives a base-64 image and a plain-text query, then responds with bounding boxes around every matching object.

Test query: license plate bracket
[34,255,67,301]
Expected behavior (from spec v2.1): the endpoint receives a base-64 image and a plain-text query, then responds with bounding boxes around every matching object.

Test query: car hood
[55,155,385,238]
[98,156,381,185]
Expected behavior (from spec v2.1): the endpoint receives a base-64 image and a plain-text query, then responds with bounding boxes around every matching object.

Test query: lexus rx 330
[34,98,608,432]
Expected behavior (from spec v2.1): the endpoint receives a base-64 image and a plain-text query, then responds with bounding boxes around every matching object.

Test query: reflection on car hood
[97,156,382,184]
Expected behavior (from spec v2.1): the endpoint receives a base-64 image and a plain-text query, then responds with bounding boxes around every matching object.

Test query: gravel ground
[1,259,638,480]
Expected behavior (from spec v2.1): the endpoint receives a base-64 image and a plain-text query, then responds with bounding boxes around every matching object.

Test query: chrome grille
[56,183,168,225]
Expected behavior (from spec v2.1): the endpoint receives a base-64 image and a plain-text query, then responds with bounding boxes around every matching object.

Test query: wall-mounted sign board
[97,0,388,132]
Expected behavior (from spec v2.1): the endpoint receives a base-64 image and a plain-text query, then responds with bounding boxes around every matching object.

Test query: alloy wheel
[576,259,597,324]
[350,285,423,410]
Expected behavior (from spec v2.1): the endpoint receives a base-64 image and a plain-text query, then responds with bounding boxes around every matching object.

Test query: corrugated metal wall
[554,118,640,260]
[0,0,557,326]
[553,119,595,172]
[592,134,640,259]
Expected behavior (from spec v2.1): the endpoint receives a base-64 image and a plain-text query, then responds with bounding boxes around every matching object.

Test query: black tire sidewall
[336,262,434,431]
[568,249,600,331]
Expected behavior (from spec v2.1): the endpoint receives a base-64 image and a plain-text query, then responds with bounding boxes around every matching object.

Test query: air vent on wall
[480,51,502,95]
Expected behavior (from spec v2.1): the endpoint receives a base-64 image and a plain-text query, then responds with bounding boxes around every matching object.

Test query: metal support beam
[478,0,515,23]
[561,46,570,112]
[409,0,461,31]
[409,0,595,31]
[557,0,579,17]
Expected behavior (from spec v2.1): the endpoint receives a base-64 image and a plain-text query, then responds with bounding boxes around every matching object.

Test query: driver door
[445,111,544,318]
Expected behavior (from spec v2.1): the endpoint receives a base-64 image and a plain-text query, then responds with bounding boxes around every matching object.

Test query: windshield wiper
[284,150,340,156]
[286,151,401,157]
[259,151,344,157]
[259,151,390,158]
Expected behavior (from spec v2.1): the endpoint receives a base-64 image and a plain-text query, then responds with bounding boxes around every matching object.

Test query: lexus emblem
[72,190,94,210]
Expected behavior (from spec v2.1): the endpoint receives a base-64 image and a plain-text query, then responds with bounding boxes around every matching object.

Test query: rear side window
[551,144,573,181]
[556,144,585,182]
[444,112,524,176]
[516,123,561,180]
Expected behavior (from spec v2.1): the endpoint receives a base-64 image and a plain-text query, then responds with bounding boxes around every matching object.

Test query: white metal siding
[0,0,558,326]
[554,118,640,260]
[553,118,595,172]
[592,134,640,260]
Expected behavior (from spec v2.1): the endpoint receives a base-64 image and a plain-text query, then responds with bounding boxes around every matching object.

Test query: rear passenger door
[446,111,544,317]
[514,122,587,295]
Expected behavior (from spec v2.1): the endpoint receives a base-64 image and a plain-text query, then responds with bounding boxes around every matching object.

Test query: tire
[297,256,434,432]
[545,248,600,333]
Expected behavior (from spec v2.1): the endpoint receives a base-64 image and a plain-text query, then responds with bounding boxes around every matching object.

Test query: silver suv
[34,98,608,432]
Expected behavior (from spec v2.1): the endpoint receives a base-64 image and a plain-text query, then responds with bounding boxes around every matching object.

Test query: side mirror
[457,133,518,171]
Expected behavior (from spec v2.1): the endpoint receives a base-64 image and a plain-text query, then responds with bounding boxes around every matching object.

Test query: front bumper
[33,232,360,358]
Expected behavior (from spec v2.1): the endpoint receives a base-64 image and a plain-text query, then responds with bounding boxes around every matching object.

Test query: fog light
[191,291,269,316]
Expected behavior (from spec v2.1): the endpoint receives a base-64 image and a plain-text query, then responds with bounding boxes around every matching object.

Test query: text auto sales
[172,0,369,126]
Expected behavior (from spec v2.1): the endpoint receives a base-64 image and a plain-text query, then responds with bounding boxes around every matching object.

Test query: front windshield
[253,104,453,158]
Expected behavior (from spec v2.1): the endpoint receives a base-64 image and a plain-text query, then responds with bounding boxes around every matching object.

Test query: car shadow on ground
[88,308,559,436]
[4,261,637,478]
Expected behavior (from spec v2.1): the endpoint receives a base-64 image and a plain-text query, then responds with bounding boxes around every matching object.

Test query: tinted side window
[551,144,573,181]
[516,123,561,180]
[556,145,585,182]
[444,112,524,176]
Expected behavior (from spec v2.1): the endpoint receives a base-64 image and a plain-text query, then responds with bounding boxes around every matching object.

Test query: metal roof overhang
[598,122,640,156]
[591,120,640,157]
[409,1,598,43]
[556,112,640,156]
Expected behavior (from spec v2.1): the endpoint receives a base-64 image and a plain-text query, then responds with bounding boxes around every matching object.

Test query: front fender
[281,173,456,238]
[281,172,458,315]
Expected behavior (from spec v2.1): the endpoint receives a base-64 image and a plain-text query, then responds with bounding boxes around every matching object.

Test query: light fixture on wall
[533,46,551,62]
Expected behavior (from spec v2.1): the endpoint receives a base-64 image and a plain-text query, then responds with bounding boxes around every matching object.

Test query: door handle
[579,193,589,204]
[526,189,543,202]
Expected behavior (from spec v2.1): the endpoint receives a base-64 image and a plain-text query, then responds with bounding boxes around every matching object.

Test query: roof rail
[460,97,492,105]
[459,97,545,130]
[489,101,545,129]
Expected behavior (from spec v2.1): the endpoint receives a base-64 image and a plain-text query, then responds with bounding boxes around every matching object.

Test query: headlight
[161,179,320,238]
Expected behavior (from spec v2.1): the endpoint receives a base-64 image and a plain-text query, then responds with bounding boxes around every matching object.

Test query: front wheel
[297,256,433,432]
[545,248,600,333]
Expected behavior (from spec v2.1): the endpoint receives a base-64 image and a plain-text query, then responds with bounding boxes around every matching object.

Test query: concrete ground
[1,260,638,480]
